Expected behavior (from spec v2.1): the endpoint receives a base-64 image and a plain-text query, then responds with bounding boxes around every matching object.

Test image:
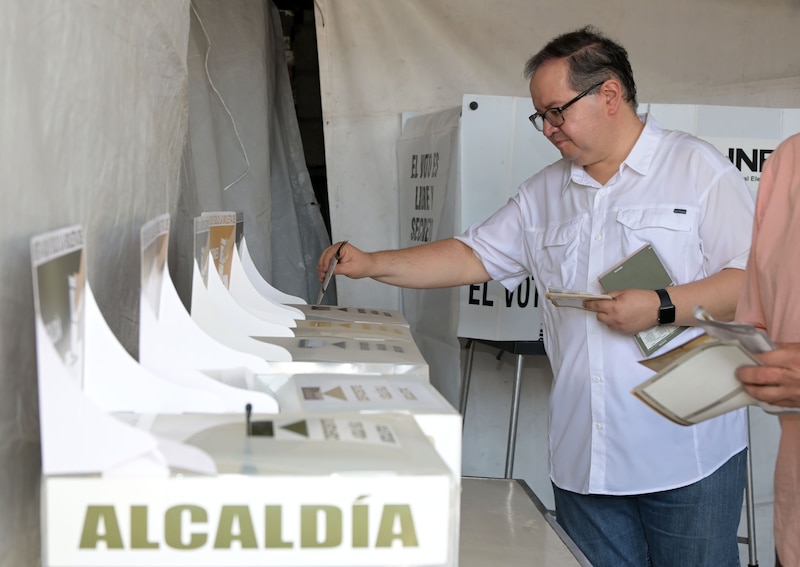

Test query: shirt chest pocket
[615,207,700,282]
[525,217,583,290]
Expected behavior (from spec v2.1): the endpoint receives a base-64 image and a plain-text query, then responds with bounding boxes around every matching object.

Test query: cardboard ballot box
[266,373,462,477]
[256,335,429,378]
[42,412,460,567]
[32,225,458,566]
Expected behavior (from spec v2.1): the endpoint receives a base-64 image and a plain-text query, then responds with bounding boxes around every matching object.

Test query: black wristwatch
[655,288,676,325]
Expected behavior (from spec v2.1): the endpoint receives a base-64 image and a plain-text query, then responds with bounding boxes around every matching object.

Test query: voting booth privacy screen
[398,96,800,400]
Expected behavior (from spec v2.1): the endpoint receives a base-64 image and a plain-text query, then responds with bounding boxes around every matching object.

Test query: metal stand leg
[504,353,524,479]
[459,340,476,430]
[744,412,759,566]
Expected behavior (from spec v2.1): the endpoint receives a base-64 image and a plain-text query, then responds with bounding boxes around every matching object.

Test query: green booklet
[599,244,688,356]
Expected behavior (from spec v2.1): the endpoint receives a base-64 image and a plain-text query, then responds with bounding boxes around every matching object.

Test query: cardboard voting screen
[199,212,300,327]
[191,214,427,377]
[139,214,289,400]
[239,236,307,305]
[30,226,220,476]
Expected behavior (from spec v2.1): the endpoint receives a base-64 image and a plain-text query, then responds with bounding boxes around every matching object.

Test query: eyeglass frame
[528,81,605,132]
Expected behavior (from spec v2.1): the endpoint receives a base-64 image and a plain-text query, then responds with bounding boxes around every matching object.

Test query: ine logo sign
[727,147,774,174]
[705,136,780,198]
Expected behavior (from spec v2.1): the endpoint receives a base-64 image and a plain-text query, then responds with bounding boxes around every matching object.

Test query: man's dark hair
[524,25,638,110]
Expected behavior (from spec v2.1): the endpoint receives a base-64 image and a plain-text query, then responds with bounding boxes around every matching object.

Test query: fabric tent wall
[175,0,330,307]
[0,1,325,564]
[315,0,800,313]
[0,2,190,563]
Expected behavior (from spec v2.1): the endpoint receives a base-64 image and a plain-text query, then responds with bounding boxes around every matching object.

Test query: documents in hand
[545,287,612,309]
[633,306,797,425]
[599,243,687,357]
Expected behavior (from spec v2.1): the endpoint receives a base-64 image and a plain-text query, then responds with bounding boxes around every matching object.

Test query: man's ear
[601,79,624,115]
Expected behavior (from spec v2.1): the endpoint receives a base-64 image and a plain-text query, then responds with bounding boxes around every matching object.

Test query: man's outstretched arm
[318,238,491,289]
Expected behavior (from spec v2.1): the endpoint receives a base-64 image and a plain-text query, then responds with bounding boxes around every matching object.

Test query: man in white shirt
[318,26,753,566]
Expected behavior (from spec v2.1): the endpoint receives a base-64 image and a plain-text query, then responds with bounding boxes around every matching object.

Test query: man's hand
[736,343,800,408]
[317,241,373,282]
[316,238,491,289]
[584,288,660,334]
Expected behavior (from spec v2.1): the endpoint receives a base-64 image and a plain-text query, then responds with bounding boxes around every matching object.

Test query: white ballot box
[255,335,429,379]
[199,210,412,327]
[42,412,460,567]
[140,214,428,386]
[33,224,457,567]
[266,373,462,477]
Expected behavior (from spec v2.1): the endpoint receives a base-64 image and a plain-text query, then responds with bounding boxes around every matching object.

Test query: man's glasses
[528,81,605,132]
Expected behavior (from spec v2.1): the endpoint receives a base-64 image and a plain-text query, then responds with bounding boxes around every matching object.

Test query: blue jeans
[552,449,747,567]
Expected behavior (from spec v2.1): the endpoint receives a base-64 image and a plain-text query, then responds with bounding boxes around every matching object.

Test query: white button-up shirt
[456,115,754,495]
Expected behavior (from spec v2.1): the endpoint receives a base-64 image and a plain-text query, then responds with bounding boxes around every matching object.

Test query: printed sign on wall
[397,108,460,248]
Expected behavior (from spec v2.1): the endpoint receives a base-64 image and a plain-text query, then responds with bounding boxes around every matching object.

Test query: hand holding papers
[316,240,348,304]
[545,287,613,309]
[633,306,798,425]
[547,245,686,355]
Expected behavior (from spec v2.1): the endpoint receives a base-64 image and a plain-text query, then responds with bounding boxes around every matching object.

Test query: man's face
[529,59,602,166]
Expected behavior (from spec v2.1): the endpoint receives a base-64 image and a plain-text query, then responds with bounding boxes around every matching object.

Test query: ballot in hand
[316,240,348,304]
[545,287,613,309]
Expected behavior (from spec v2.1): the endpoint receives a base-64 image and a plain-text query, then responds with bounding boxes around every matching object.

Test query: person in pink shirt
[735,132,800,567]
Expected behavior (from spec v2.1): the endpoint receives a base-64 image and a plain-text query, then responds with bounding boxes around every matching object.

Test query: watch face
[658,306,676,325]
[656,289,676,325]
